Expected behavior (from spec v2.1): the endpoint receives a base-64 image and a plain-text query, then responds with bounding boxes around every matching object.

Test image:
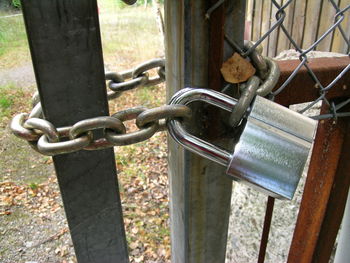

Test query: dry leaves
[220,53,256,83]
[116,131,171,263]
[0,177,61,216]
[1,84,171,263]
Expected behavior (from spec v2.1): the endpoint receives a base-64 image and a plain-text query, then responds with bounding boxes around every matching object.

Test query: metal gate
[10,0,350,262]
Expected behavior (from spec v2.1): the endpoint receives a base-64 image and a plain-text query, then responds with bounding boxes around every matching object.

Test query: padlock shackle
[167,88,237,166]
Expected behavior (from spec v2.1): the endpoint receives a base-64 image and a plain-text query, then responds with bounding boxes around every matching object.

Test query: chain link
[11,102,191,156]
[222,40,281,127]
[121,0,137,5]
[10,49,282,156]
[10,58,171,155]
[30,59,166,118]
[229,76,260,127]
[107,58,165,93]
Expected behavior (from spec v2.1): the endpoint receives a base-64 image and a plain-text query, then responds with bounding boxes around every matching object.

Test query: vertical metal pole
[334,191,350,263]
[165,1,245,262]
[21,1,129,262]
[287,103,350,263]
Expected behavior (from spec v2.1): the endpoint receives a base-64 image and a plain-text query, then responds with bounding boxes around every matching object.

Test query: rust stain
[275,57,350,106]
[287,102,350,263]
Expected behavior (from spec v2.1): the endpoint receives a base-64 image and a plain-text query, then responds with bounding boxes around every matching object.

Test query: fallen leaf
[220,53,256,83]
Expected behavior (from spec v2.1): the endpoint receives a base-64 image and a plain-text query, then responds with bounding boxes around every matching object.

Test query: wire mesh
[226,0,350,120]
[222,1,350,262]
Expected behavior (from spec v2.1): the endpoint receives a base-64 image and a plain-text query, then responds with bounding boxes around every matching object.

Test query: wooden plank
[302,0,322,49]
[287,102,350,263]
[290,0,307,49]
[316,0,339,51]
[20,1,129,262]
[268,0,282,57]
[245,0,254,40]
[331,0,350,53]
[276,0,296,54]
[261,0,272,56]
[252,0,263,42]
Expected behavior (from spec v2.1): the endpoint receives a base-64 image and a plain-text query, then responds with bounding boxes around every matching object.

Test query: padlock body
[227,96,316,199]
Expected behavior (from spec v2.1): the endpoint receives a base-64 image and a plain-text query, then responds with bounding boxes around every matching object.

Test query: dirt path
[0,60,76,262]
[0,63,35,89]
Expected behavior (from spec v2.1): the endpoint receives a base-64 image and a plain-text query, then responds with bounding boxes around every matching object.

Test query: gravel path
[0,63,35,89]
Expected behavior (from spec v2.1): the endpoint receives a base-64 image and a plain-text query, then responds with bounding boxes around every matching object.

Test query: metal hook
[205,0,226,20]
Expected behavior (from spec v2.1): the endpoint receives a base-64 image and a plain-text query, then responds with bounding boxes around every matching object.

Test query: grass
[0,89,14,118]
[98,0,164,67]
[0,12,29,68]
[0,83,29,120]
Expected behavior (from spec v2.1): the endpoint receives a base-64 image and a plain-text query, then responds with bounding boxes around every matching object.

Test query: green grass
[28,182,39,190]
[0,2,162,68]
[0,84,16,118]
[0,83,29,120]
[0,12,29,68]
[98,0,162,66]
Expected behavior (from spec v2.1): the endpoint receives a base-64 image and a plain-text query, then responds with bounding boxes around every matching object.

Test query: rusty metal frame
[244,57,350,263]
[274,57,350,263]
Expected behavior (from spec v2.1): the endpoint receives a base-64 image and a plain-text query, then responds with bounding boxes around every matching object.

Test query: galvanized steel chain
[11,105,191,156]
[10,49,280,156]
[10,58,192,156]
[107,58,165,94]
[30,58,166,118]
[223,40,281,127]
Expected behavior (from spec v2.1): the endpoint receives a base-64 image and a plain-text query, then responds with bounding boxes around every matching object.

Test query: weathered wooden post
[20,1,129,262]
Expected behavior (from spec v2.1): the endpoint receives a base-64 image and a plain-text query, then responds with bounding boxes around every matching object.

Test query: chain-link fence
[224,1,350,262]
[240,0,350,120]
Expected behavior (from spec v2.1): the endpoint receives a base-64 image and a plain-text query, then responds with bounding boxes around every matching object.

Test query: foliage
[28,182,39,190]
[10,0,21,9]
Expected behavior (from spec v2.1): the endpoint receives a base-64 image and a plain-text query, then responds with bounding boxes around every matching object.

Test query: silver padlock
[167,88,317,200]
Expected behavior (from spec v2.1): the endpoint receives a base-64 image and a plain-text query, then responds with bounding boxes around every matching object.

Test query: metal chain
[107,58,165,93]
[121,0,137,5]
[222,40,281,127]
[11,104,191,156]
[10,48,280,156]
[30,58,166,119]
[10,58,184,156]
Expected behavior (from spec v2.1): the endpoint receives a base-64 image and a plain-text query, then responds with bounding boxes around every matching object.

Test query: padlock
[167,88,317,200]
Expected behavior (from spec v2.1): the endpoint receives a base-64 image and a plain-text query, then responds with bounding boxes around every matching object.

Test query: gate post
[20,1,129,262]
[165,1,245,262]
